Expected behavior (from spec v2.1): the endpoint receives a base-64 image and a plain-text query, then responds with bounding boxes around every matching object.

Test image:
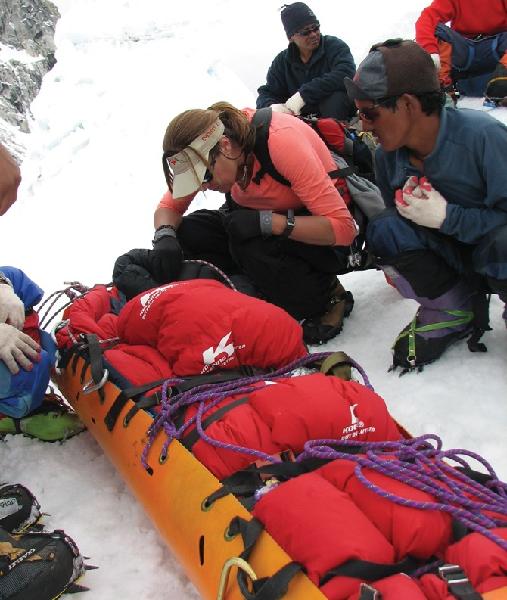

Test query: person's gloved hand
[0,282,25,329]
[430,53,441,70]
[270,103,294,115]
[396,176,447,229]
[224,210,265,242]
[113,248,160,300]
[149,228,184,283]
[0,323,40,374]
[284,91,305,116]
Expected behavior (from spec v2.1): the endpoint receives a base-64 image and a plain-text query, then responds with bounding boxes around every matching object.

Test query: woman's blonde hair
[162,102,256,189]
[162,102,255,156]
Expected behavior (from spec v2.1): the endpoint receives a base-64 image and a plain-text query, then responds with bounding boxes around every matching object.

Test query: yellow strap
[216,557,258,600]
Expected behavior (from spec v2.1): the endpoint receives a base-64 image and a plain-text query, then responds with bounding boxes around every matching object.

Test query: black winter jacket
[256,35,356,108]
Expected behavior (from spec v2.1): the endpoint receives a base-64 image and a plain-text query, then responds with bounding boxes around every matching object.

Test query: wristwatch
[280,209,295,238]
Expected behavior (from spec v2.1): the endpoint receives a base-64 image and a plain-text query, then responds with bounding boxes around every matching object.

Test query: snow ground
[0,1,506,598]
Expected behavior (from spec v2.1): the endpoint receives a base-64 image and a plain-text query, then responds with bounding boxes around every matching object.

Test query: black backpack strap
[251,107,291,187]
[328,166,355,178]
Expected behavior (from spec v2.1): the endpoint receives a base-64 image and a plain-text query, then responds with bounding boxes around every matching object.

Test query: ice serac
[0,0,59,160]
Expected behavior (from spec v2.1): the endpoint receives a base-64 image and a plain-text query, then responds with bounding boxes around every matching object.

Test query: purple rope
[299,435,507,553]
[140,352,371,469]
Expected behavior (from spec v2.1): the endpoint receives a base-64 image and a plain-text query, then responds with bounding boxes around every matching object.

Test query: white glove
[430,53,441,70]
[0,323,40,374]
[270,103,294,115]
[284,91,305,116]
[396,176,447,229]
[0,282,25,329]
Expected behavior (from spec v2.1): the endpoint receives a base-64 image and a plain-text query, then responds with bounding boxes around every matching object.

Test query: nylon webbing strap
[328,166,355,178]
[123,395,160,427]
[230,517,303,600]
[205,458,329,507]
[180,396,249,450]
[359,583,382,600]
[174,369,261,394]
[104,377,169,432]
[82,334,106,402]
[438,564,483,600]
[319,555,421,586]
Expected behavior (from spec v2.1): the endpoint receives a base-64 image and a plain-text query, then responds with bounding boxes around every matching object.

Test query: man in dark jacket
[256,2,356,120]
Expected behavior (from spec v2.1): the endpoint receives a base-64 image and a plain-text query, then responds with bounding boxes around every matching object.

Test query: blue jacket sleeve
[440,121,507,244]
[256,53,290,108]
[299,37,356,105]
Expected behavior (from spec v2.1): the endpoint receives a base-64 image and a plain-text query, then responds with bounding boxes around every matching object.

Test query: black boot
[302,279,354,345]
[0,527,86,599]
[0,484,41,533]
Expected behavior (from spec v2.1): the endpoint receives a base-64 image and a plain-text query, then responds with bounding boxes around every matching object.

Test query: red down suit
[253,458,507,599]
[57,280,401,479]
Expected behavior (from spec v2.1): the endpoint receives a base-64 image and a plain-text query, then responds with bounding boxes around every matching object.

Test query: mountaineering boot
[485,62,507,107]
[0,526,86,599]
[385,266,475,371]
[302,279,354,345]
[0,391,84,442]
[0,485,41,534]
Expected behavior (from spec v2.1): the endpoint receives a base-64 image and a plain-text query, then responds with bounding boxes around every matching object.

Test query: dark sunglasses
[357,96,399,122]
[296,23,320,37]
[202,168,213,184]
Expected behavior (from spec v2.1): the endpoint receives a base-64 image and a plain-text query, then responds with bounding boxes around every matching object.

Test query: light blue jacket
[0,267,55,418]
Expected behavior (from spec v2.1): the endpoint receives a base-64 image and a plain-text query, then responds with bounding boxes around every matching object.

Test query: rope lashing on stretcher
[298,434,507,553]
[140,352,372,471]
[38,282,93,329]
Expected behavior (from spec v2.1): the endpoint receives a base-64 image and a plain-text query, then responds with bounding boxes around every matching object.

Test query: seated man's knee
[366,210,424,259]
[317,91,355,120]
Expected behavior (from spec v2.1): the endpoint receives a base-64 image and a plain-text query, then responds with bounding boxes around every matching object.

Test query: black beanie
[280,3,318,38]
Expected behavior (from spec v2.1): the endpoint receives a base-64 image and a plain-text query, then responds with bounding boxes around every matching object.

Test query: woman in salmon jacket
[151,102,359,345]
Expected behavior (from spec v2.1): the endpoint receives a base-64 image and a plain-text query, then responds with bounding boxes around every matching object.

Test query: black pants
[177,206,350,321]
[301,90,356,121]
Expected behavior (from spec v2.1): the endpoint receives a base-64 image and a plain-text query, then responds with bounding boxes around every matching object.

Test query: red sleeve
[415,0,457,54]
[268,125,357,245]
[157,189,195,215]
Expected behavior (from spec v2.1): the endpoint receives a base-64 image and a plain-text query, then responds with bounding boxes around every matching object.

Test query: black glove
[224,209,270,242]
[113,249,159,301]
[149,229,184,283]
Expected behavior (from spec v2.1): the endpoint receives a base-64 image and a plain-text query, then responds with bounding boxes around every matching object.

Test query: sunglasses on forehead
[357,96,400,122]
[296,23,320,36]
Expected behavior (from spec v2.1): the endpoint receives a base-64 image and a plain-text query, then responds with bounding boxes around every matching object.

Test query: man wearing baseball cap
[256,3,355,120]
[345,39,507,371]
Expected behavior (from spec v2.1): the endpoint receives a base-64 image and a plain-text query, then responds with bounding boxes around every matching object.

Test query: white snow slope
[0,1,506,598]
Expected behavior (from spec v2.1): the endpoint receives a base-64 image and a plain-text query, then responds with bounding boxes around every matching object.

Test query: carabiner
[82,369,109,394]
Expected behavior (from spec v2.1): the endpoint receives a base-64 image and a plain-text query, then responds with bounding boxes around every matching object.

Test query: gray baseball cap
[345,39,440,101]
